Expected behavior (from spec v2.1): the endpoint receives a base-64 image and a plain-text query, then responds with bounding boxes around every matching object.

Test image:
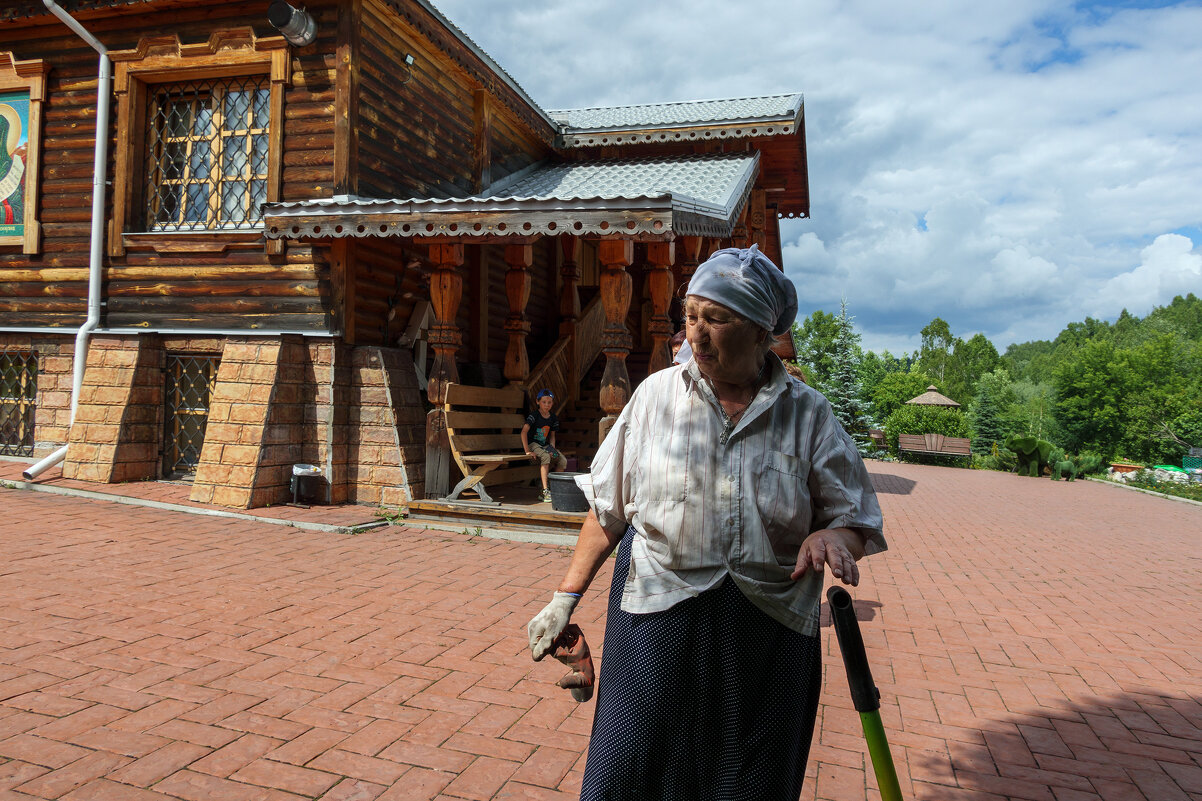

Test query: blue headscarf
[686,244,798,336]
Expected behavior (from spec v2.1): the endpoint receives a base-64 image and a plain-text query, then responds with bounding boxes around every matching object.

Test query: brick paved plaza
[1,461,1200,800]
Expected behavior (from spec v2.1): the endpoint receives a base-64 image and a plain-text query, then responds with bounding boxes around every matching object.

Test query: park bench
[443,383,541,504]
[898,433,972,461]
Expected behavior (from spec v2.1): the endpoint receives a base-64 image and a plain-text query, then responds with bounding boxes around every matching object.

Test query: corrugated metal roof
[265,152,759,240]
[274,152,758,219]
[549,93,802,132]
[492,152,758,217]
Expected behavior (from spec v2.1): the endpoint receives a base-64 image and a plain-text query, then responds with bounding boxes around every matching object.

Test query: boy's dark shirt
[525,410,559,447]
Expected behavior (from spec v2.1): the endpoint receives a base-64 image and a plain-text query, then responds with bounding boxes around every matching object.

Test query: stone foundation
[63,335,162,483]
[0,334,75,458]
[1,331,427,511]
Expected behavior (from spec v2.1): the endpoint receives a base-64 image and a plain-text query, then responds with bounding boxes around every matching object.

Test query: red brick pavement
[0,460,382,531]
[0,462,1199,800]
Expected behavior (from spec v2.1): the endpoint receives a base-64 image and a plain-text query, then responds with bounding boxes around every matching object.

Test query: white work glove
[527,592,580,661]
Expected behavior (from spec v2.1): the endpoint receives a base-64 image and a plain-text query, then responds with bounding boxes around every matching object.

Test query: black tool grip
[827,586,881,713]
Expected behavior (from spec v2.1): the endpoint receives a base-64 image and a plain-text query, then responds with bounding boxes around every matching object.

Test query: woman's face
[684,295,765,385]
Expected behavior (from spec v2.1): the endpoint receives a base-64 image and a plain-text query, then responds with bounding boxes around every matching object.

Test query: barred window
[144,76,271,231]
[0,350,37,458]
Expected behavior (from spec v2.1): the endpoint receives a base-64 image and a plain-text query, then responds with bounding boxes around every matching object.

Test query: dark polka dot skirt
[580,527,822,801]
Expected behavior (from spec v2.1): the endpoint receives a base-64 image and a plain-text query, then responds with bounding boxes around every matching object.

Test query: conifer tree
[827,299,874,451]
[970,369,1010,454]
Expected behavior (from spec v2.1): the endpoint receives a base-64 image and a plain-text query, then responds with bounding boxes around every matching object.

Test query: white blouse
[580,355,886,636]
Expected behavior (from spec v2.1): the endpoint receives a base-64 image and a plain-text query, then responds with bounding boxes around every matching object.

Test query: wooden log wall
[356,0,550,200]
[351,236,426,348]
[0,2,341,332]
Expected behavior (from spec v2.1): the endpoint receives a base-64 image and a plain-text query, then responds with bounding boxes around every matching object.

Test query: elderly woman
[528,245,886,801]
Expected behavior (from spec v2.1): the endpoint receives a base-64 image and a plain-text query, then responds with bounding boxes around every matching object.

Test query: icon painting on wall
[0,91,29,240]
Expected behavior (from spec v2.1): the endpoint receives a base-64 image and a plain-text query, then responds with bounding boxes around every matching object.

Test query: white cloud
[433,0,1202,354]
[1091,234,1202,317]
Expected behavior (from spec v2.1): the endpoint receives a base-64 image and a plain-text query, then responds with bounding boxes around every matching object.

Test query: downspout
[23,0,110,480]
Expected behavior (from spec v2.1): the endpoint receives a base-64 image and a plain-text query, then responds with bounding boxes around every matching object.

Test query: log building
[0,0,809,510]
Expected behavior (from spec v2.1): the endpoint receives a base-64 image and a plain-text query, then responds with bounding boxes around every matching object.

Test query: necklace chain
[712,360,768,431]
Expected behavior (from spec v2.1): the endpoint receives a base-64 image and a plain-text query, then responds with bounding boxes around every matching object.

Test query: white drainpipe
[23,0,110,480]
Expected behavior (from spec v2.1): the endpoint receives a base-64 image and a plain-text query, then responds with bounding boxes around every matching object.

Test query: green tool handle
[860,710,904,801]
[827,586,904,801]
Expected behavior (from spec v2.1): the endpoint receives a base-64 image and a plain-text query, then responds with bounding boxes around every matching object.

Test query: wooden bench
[869,428,887,450]
[898,433,972,460]
[443,383,541,504]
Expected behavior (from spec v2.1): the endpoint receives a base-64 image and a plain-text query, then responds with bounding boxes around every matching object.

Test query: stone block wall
[189,337,286,508]
[347,346,425,507]
[0,333,75,457]
[62,335,163,483]
[5,330,429,511]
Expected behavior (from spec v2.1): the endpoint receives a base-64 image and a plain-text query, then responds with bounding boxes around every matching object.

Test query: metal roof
[549,94,803,148]
[265,152,760,241]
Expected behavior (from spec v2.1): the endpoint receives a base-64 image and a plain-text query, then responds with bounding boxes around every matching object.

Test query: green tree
[792,310,841,394]
[969,368,1013,454]
[918,317,955,382]
[826,300,874,449]
[869,371,935,423]
[1007,380,1059,442]
[858,349,910,402]
[945,333,1000,405]
[1002,339,1055,384]
[1053,339,1130,459]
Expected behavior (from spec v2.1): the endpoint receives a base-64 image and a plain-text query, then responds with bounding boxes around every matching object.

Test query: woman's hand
[790,527,864,586]
[527,592,580,660]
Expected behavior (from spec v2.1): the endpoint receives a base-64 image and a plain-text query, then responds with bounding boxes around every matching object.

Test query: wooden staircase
[556,349,651,470]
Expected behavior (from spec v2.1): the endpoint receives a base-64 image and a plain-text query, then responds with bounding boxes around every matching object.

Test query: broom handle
[827,586,904,801]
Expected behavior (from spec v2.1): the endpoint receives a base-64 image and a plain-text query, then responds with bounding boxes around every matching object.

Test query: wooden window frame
[0,53,50,255]
[109,31,290,257]
[143,76,272,232]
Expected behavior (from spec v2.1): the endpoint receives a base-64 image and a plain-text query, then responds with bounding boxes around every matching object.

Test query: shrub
[883,404,971,467]
[1074,450,1105,475]
[975,441,1017,472]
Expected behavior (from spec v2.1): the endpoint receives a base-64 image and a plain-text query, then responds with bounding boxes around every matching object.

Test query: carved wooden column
[503,243,533,386]
[748,189,767,251]
[679,236,704,282]
[598,238,634,444]
[425,243,464,498]
[646,241,675,375]
[559,236,582,388]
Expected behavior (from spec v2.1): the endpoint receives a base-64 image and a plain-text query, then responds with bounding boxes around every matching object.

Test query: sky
[433,0,1202,355]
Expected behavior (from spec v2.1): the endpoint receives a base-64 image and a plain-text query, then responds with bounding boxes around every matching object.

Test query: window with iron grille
[0,350,37,458]
[163,354,219,476]
[144,76,271,231]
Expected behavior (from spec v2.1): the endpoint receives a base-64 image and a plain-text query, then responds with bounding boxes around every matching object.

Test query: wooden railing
[525,295,605,414]
[574,295,605,387]
[524,338,573,414]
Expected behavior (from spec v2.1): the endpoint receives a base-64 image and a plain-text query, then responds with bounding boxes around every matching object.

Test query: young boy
[522,389,567,502]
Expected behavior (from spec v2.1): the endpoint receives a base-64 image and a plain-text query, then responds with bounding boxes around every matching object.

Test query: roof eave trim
[557,115,801,148]
[263,194,750,241]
